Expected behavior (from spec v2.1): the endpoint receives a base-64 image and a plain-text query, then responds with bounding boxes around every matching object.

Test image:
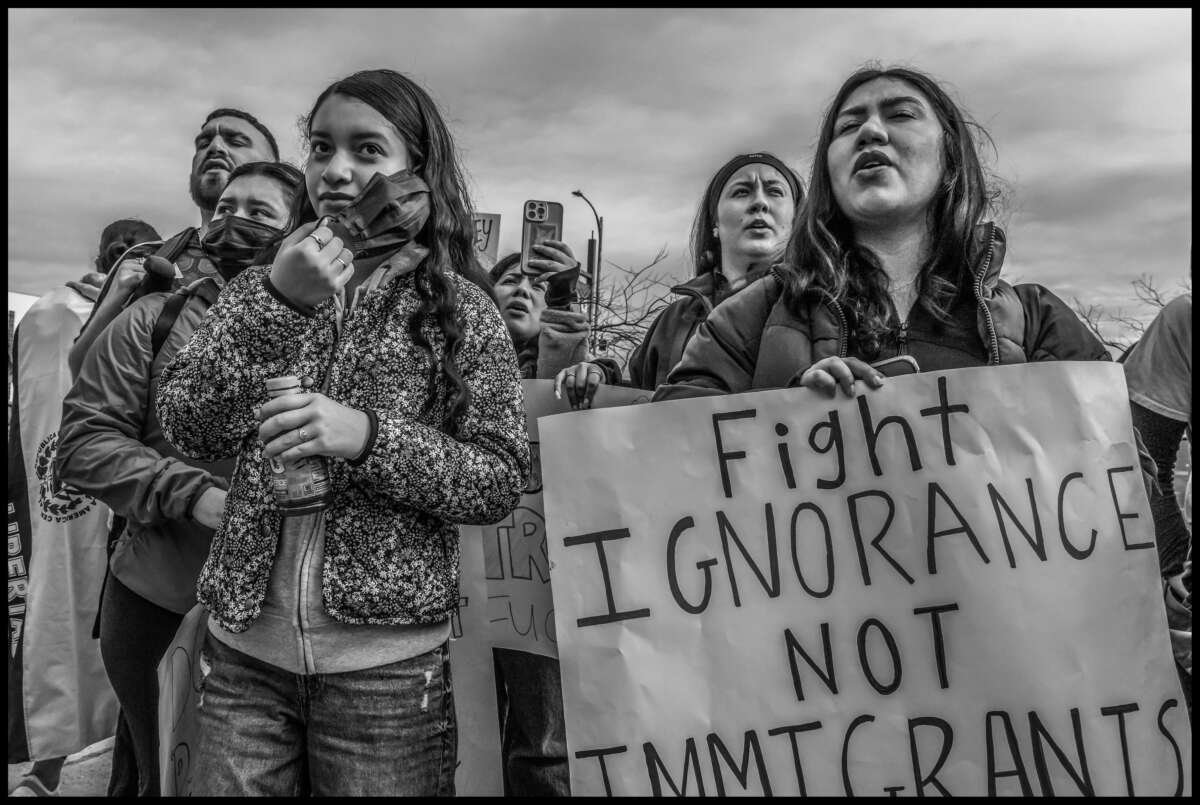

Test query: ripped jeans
[191,634,456,796]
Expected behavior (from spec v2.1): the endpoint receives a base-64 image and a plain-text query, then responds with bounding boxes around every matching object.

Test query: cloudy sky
[7,8,1191,336]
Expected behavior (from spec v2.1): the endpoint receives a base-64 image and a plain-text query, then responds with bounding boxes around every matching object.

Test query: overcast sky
[7,8,1192,334]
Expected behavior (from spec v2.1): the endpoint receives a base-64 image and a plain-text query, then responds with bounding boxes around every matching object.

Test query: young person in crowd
[613,152,803,394]
[8,218,159,799]
[155,68,530,796]
[69,107,279,379]
[1122,292,1192,713]
[656,65,1110,401]
[57,163,303,797]
[487,243,619,795]
[491,245,621,405]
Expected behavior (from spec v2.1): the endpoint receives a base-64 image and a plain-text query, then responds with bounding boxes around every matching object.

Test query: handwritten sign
[462,380,649,659]
[450,512,504,794]
[541,363,1192,796]
[157,604,206,796]
[474,213,501,263]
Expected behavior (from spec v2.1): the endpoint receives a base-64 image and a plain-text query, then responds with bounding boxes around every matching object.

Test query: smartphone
[871,355,920,377]
[520,200,564,274]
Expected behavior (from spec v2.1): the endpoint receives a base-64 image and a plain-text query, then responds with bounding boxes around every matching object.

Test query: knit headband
[705,152,802,222]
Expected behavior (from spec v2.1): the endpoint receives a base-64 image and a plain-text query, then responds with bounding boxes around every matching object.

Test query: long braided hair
[282,69,491,434]
[780,65,1001,359]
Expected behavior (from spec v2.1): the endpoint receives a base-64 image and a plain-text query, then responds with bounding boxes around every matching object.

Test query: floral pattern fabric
[156,265,530,632]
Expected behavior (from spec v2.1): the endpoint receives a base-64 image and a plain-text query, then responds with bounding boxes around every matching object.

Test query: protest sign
[473,213,501,263]
[8,286,117,762]
[450,516,504,794]
[157,604,206,795]
[461,380,649,659]
[541,362,1192,796]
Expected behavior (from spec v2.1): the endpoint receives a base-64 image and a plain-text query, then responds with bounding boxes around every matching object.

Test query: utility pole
[572,190,604,353]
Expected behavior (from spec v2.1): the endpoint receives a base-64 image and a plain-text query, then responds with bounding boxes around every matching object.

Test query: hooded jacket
[155,264,530,632]
[655,224,1110,398]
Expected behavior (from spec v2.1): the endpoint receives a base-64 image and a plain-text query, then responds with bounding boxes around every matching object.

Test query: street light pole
[572,190,604,353]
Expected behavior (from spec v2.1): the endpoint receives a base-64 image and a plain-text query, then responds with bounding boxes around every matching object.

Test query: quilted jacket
[156,264,530,632]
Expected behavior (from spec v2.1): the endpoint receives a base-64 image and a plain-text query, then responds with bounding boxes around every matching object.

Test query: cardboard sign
[474,213,501,263]
[462,380,649,659]
[541,363,1192,796]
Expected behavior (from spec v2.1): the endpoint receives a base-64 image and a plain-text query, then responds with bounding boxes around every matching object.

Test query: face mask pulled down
[201,216,285,281]
[322,169,432,272]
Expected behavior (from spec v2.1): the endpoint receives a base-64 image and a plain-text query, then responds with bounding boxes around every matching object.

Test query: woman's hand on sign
[268,219,355,310]
[258,390,370,462]
[798,356,885,397]
[555,361,606,410]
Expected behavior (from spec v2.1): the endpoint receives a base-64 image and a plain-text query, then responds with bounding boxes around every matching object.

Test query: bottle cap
[265,375,301,392]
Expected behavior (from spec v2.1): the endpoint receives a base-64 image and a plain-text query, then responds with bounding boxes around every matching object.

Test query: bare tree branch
[1070,273,1188,357]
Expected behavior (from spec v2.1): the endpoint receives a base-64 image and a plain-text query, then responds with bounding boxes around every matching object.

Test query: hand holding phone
[870,355,921,377]
[520,200,564,275]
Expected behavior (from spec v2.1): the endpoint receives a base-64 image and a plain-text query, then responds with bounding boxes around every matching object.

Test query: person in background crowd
[490,246,621,406]
[8,218,159,799]
[155,68,529,796]
[613,152,803,393]
[56,164,302,797]
[656,65,1110,401]
[1122,291,1192,714]
[68,107,279,379]
[486,243,618,795]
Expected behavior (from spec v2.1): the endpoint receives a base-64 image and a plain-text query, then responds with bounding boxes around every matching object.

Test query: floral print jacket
[156,264,530,632]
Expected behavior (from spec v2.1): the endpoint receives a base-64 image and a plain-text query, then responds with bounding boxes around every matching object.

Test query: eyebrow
[726,177,788,190]
[194,122,251,147]
[309,128,390,143]
[836,95,926,118]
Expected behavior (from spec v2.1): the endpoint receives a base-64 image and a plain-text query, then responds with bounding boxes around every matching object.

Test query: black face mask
[201,215,285,281]
[324,169,431,262]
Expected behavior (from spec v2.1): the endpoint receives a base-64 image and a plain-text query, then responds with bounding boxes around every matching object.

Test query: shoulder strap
[156,227,197,264]
[150,291,191,361]
[148,276,220,362]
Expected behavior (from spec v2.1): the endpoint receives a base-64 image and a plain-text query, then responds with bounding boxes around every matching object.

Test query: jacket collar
[670,263,775,304]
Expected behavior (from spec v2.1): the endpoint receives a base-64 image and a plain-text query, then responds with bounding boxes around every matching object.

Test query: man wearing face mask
[69,107,279,381]
[56,161,301,797]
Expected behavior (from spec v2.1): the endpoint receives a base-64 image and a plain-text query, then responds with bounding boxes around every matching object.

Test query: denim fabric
[494,647,570,795]
[192,633,456,796]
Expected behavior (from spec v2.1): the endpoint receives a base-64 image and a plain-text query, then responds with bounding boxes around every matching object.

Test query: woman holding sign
[156,68,530,796]
[656,65,1109,399]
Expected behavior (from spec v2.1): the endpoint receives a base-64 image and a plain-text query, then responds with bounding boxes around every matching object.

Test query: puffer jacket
[156,263,530,632]
[58,282,230,614]
[655,223,1110,398]
[628,265,773,391]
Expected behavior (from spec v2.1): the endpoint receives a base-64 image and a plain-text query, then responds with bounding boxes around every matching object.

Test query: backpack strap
[149,276,221,363]
[156,227,198,265]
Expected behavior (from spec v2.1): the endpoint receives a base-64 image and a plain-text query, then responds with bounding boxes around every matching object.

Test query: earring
[712,226,719,239]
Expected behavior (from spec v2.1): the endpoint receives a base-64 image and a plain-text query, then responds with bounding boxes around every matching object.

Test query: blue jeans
[192,633,456,796]
[494,647,570,795]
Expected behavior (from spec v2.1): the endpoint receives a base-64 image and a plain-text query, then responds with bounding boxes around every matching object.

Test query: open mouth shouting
[852,150,895,177]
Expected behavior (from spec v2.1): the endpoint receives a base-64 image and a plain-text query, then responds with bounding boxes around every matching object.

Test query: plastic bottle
[264,375,331,514]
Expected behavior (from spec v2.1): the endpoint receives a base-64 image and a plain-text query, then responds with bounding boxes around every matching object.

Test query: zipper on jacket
[823,295,849,358]
[972,222,1001,365]
[296,517,320,674]
[897,320,910,356]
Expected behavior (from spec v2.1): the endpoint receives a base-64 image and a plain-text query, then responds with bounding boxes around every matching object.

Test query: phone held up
[870,355,921,377]
[520,200,564,275]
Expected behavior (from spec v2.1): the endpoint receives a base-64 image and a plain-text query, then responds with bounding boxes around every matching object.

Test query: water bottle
[264,375,331,514]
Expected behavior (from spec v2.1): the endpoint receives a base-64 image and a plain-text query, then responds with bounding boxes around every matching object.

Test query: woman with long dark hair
[656,65,1109,399]
[156,68,530,796]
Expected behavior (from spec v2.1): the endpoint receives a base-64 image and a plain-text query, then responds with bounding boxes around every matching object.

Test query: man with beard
[68,108,278,378]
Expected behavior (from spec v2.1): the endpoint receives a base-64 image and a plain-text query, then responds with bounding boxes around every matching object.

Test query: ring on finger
[297,428,309,442]
[331,256,347,272]
[308,233,328,249]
